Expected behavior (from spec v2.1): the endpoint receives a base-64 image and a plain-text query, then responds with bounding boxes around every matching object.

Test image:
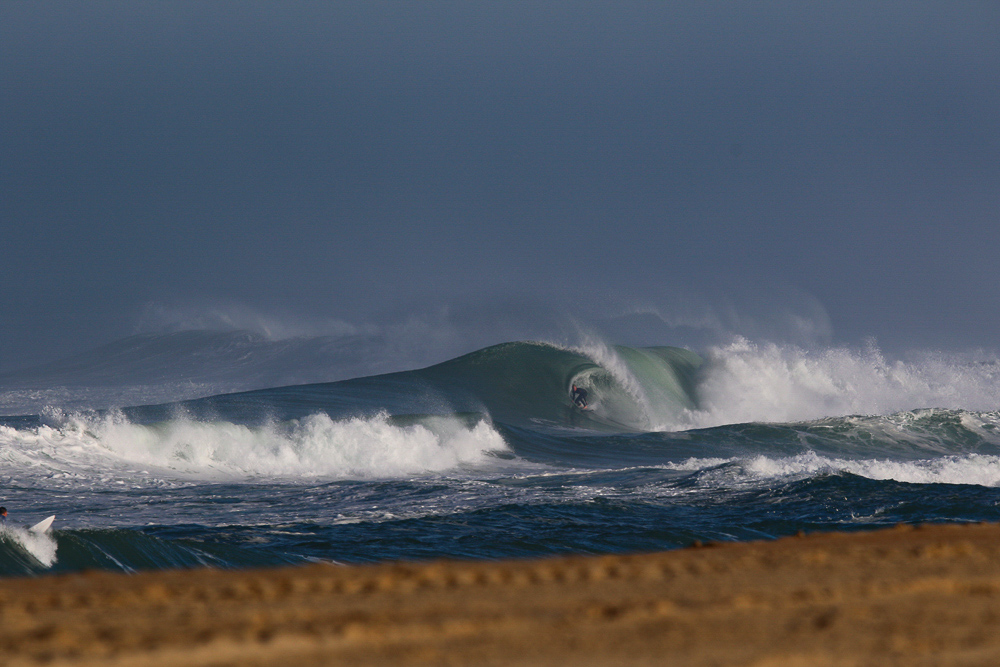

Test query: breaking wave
[0,412,509,483]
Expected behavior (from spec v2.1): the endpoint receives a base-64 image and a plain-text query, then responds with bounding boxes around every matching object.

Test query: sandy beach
[2,522,1000,666]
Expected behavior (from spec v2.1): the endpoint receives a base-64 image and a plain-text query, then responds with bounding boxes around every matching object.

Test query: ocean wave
[6,338,1000,449]
[0,523,57,571]
[687,338,1000,428]
[9,337,999,435]
[675,450,1000,489]
[0,412,510,483]
[0,525,306,577]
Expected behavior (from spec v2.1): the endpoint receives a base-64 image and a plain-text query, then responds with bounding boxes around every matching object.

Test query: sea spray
[0,523,57,568]
[570,338,656,424]
[687,338,1000,429]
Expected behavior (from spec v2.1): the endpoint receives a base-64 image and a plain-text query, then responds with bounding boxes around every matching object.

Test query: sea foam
[0,412,510,482]
[672,450,1000,489]
[683,339,1000,430]
[0,524,57,568]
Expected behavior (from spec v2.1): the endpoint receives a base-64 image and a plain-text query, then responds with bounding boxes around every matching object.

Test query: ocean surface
[3,333,1000,577]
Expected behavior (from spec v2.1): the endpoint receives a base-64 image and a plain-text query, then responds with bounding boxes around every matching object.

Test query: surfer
[571,384,589,409]
[0,507,6,524]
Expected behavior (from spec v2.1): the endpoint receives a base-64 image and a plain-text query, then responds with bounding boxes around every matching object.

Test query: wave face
[3,338,1000,576]
[108,341,704,433]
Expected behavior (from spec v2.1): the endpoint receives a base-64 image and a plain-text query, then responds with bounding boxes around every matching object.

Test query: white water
[671,450,1000,489]
[0,412,510,484]
[677,339,1000,430]
[0,523,57,567]
[545,338,1000,433]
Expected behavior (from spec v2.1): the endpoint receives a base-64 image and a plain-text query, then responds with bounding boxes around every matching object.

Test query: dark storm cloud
[2,2,999,371]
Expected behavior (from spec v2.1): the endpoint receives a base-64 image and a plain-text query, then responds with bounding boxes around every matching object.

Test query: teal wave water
[3,338,1000,576]
[112,341,703,432]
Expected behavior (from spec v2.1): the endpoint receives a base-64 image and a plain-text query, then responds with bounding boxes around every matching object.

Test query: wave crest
[687,339,1000,428]
[1,412,510,482]
[685,450,1000,489]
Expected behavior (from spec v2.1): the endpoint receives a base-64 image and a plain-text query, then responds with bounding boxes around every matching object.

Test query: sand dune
[4,522,1000,665]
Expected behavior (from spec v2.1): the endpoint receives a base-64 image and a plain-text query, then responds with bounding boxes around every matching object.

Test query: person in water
[0,507,6,524]
[571,384,588,409]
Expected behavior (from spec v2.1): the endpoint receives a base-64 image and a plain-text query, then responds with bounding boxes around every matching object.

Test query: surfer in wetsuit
[571,384,588,409]
[0,507,6,524]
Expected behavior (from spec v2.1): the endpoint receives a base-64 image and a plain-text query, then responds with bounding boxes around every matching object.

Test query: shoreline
[5,522,1000,665]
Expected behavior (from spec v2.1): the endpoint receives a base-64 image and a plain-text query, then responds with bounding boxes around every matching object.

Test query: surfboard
[28,516,55,533]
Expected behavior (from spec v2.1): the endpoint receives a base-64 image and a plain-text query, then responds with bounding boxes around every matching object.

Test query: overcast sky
[2,2,999,372]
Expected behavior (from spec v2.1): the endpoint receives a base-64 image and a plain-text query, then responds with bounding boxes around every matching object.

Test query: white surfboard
[28,515,55,533]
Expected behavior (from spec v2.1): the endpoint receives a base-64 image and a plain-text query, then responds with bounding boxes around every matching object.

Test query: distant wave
[502,407,1000,470]
[119,339,1000,430]
[4,336,1000,438]
[59,341,698,435]
[6,335,999,431]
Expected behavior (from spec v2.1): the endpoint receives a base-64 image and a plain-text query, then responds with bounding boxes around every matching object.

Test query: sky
[2,1,999,373]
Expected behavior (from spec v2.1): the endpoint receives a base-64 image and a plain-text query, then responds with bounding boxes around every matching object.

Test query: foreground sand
[4,523,1000,665]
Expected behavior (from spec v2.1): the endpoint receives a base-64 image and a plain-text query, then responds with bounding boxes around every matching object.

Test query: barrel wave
[393,341,702,430]
[118,341,704,433]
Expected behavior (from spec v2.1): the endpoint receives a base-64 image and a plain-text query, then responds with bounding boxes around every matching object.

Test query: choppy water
[3,336,1000,576]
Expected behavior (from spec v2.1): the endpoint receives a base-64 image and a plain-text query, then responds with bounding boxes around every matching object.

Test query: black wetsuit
[571,386,588,408]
